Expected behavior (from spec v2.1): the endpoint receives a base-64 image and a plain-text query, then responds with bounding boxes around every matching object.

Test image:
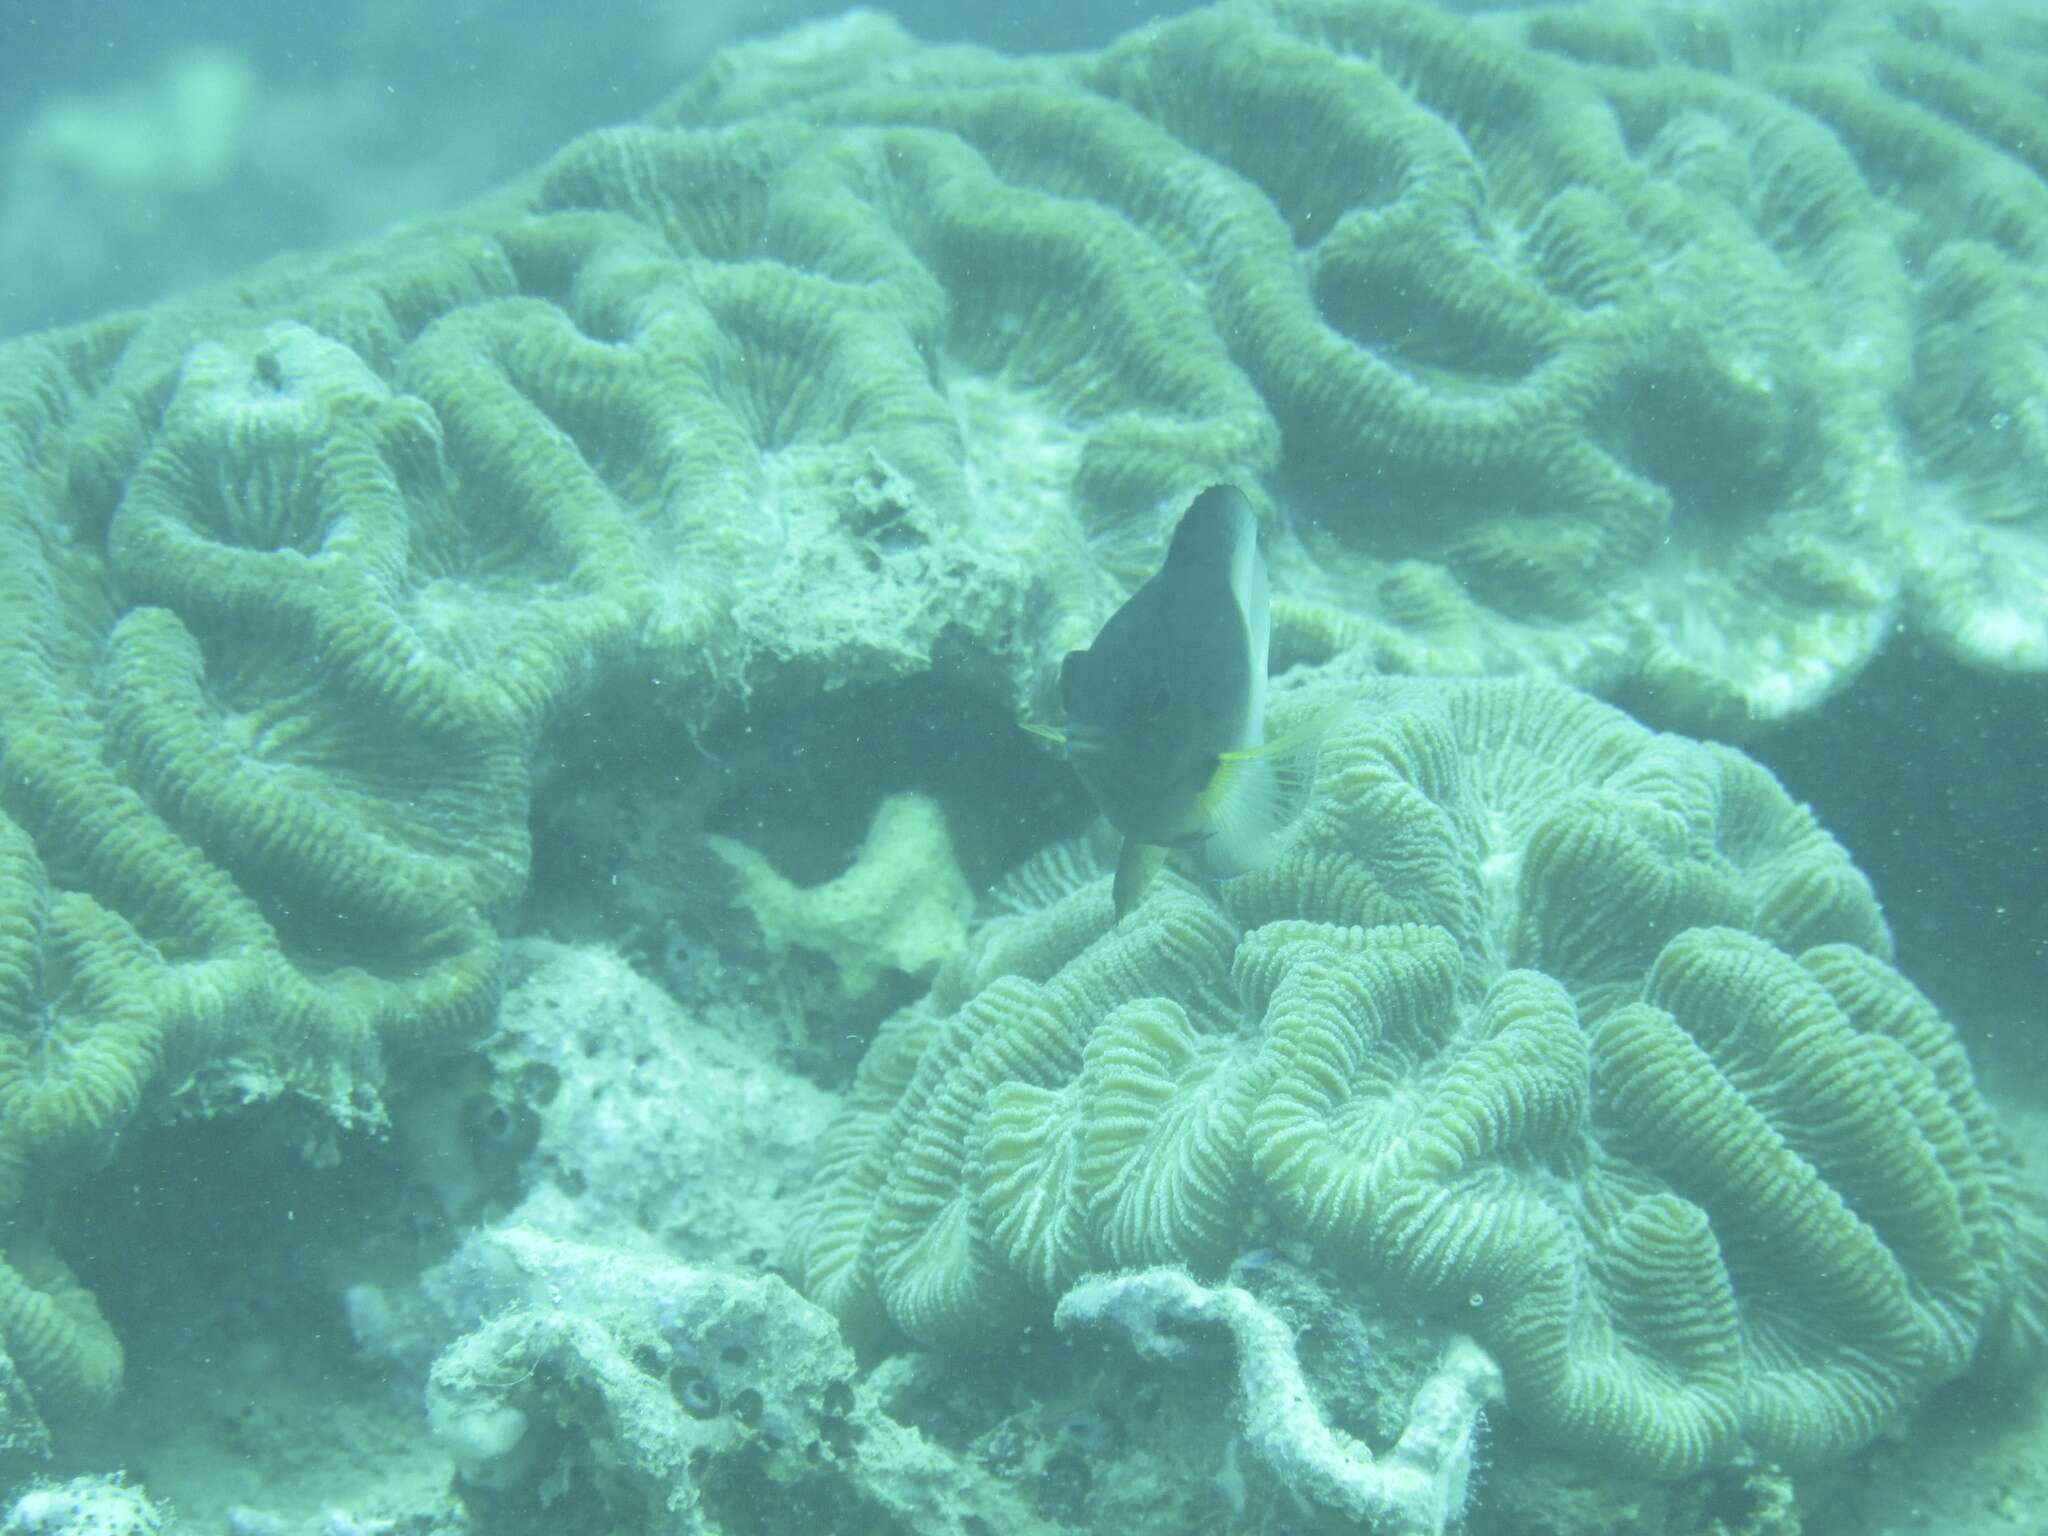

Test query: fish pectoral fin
[1018,721,1068,744]
[1215,700,1343,770]
[1202,704,1338,877]
[1112,840,1170,925]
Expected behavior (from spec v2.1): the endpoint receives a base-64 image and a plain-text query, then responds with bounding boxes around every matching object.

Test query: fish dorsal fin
[1195,705,1335,877]
[1112,839,1171,925]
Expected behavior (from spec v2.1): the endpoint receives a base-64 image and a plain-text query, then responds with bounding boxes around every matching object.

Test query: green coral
[790,677,2042,1475]
[5,0,2047,1444]
[709,793,974,999]
[663,1,1928,729]
[653,0,2048,722]
[0,1239,122,1446]
[0,10,1261,1429]
[1513,0,2048,678]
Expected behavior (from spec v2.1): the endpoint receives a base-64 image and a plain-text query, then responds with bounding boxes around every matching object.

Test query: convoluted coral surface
[1512,1,2048,684]
[4,0,2047,1462]
[791,676,2043,1476]
[662,0,2048,728]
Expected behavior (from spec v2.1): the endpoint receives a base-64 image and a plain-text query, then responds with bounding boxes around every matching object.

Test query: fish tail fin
[1200,703,1338,877]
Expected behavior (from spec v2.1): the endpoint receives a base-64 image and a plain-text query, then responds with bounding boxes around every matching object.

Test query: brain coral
[660,0,2048,729]
[1510,0,2048,679]
[3,0,2045,1442]
[790,676,2044,1475]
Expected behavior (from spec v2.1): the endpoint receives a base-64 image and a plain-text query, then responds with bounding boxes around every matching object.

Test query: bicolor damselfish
[1025,484,1322,922]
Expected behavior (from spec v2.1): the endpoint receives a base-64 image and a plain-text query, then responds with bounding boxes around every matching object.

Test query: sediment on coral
[792,675,2046,1477]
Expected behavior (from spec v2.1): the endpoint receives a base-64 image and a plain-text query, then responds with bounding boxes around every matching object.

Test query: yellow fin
[1216,701,1343,766]
[1198,704,1338,877]
[1019,721,1068,744]
[1112,840,1169,925]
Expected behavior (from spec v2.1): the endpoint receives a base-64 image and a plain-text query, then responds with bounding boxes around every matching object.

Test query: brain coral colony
[0,0,2044,1528]
[793,678,2047,1478]
[658,0,2048,731]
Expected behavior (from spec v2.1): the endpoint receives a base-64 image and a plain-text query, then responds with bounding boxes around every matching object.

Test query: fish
[1024,484,1321,923]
